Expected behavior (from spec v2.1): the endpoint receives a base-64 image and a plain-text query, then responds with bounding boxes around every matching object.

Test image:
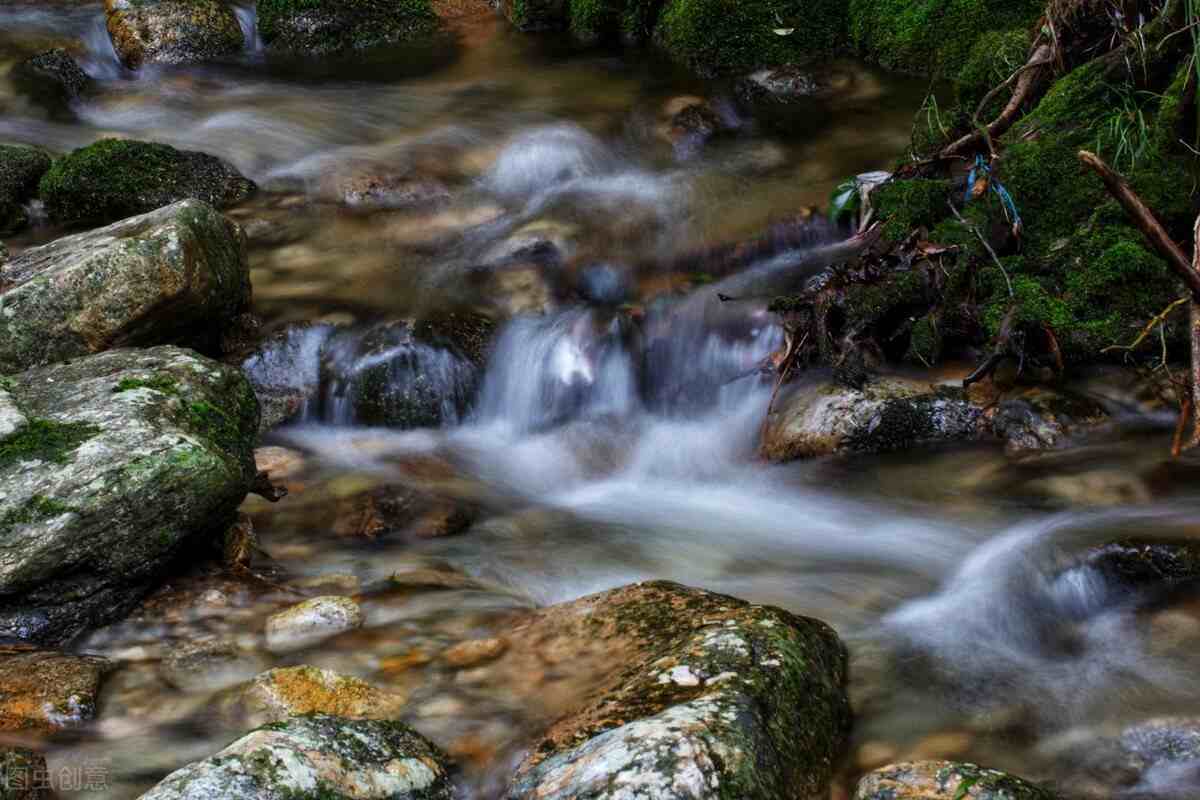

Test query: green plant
[1095,86,1160,171]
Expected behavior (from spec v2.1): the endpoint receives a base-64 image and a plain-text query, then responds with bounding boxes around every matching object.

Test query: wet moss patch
[0,419,101,471]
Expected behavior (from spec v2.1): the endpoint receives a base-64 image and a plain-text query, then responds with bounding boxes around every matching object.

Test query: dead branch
[940,45,1055,160]
[1101,295,1190,354]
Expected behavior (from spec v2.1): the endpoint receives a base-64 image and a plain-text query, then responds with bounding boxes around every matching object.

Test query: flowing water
[4,3,1200,799]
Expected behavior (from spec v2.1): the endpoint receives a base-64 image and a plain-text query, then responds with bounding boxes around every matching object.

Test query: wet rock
[481,219,578,268]
[138,713,454,800]
[576,262,630,307]
[0,200,251,374]
[264,596,364,653]
[0,647,109,731]
[1083,539,1200,591]
[504,580,850,800]
[441,638,506,669]
[258,0,440,55]
[12,48,92,117]
[1042,718,1200,796]
[735,64,855,116]
[761,377,985,461]
[240,324,333,432]
[987,387,1109,455]
[854,761,1056,800]
[38,139,255,226]
[334,483,474,540]
[104,0,244,69]
[324,164,451,210]
[0,346,258,645]
[0,747,48,799]
[660,99,735,157]
[0,145,51,236]
[235,666,408,724]
[159,638,268,693]
[316,316,493,428]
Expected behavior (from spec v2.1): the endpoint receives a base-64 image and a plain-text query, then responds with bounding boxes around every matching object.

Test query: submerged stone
[0,648,109,732]
[0,346,258,644]
[504,580,850,800]
[263,596,364,653]
[138,714,454,800]
[0,200,250,374]
[104,0,244,69]
[854,761,1057,800]
[38,139,255,226]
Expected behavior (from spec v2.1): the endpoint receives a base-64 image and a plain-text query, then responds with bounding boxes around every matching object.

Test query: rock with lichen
[0,200,250,374]
[138,713,454,800]
[0,346,258,645]
[231,666,408,726]
[0,648,109,732]
[854,761,1057,800]
[503,580,850,800]
[263,596,364,653]
[38,139,254,226]
[104,0,244,69]
[257,0,439,55]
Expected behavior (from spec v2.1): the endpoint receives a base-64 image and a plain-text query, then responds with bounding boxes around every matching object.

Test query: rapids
[3,3,1200,799]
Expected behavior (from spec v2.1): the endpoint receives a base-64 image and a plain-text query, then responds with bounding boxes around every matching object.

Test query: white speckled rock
[504,580,850,800]
[104,0,243,69]
[138,714,453,800]
[0,200,250,374]
[264,596,364,653]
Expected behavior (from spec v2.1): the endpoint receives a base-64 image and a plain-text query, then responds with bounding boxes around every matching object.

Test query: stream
[4,3,1200,799]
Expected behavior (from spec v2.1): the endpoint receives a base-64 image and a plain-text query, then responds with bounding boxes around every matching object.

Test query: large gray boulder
[104,0,245,69]
[0,200,250,375]
[139,714,453,800]
[503,581,850,800]
[0,346,258,644]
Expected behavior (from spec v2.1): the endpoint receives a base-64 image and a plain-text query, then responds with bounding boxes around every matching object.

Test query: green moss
[654,0,846,75]
[37,138,254,225]
[258,0,438,53]
[871,179,949,242]
[0,418,101,471]
[847,0,1043,76]
[567,0,662,42]
[0,495,75,534]
[0,144,51,235]
[114,374,179,394]
[955,28,1029,112]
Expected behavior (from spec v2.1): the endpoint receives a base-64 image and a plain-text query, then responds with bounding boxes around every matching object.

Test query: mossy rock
[871,178,950,243]
[847,0,1044,76]
[38,139,255,226]
[140,713,453,800]
[0,200,251,374]
[104,0,245,69]
[503,0,568,32]
[257,0,439,54]
[654,0,847,76]
[567,0,661,43]
[0,346,258,645]
[0,145,52,236]
[13,49,94,115]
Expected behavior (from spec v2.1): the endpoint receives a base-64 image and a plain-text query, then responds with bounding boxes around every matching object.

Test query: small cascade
[232,2,264,55]
[474,308,638,434]
[80,12,124,80]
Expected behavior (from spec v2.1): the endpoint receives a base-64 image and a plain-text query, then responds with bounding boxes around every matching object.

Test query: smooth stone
[264,596,364,653]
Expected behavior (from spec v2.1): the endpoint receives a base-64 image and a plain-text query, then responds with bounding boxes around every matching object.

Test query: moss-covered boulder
[847,0,1044,75]
[316,315,492,428]
[0,145,52,236]
[0,200,250,375]
[504,580,850,800]
[257,0,439,55]
[654,0,847,75]
[39,139,254,226]
[0,346,258,644]
[855,761,1057,799]
[138,713,453,800]
[104,0,245,69]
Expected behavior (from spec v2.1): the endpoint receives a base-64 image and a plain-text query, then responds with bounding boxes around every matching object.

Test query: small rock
[159,639,268,693]
[236,666,407,724]
[442,638,507,669]
[0,648,109,732]
[139,714,453,800]
[264,596,364,653]
[854,761,1056,800]
[254,446,307,482]
[241,323,334,432]
[14,48,93,108]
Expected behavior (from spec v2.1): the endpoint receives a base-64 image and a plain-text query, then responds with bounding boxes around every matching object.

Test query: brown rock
[235,666,408,724]
[0,648,109,731]
[442,638,507,669]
